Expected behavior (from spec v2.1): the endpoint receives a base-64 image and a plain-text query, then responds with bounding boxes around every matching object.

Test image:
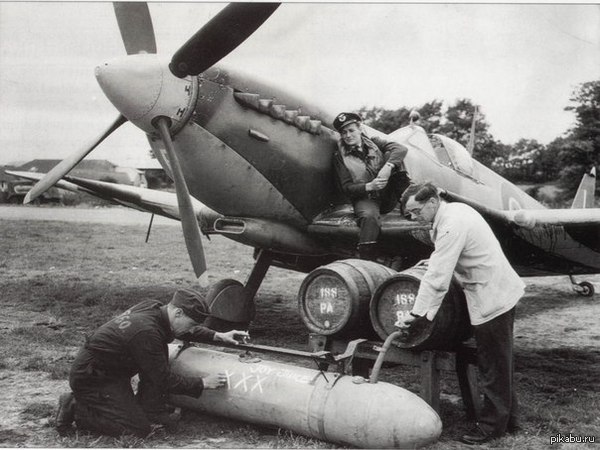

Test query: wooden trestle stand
[308,334,482,420]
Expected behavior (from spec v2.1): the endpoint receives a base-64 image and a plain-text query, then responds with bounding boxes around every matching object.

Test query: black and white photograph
[1,2,599,448]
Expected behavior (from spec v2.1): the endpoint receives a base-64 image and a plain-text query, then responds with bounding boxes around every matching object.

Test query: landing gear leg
[244,249,273,302]
[204,249,273,331]
[569,275,595,297]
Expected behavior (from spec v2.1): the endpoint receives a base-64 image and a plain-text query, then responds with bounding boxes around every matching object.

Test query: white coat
[411,201,525,326]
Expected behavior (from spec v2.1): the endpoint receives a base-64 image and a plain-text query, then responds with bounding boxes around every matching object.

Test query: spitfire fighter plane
[11,2,600,331]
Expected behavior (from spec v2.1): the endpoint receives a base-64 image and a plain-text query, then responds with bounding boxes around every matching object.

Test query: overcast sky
[1,2,599,166]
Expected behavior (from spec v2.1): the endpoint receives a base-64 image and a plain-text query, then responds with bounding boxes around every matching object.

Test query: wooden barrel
[369,266,472,350]
[297,259,396,338]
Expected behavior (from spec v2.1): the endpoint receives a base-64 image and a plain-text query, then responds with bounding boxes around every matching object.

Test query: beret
[171,288,211,323]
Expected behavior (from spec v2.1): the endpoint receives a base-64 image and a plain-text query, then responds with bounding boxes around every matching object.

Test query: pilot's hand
[377,163,393,181]
[214,329,250,345]
[396,313,418,330]
[366,178,388,191]
[203,372,228,389]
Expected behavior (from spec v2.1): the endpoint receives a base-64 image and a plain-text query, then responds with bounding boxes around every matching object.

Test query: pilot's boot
[55,392,76,436]
[357,242,378,261]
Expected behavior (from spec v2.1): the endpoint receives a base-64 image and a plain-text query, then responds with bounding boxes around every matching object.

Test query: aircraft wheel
[577,281,595,297]
[204,279,255,332]
[206,278,244,303]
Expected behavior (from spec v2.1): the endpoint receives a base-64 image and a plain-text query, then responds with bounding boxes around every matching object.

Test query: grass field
[1,211,599,448]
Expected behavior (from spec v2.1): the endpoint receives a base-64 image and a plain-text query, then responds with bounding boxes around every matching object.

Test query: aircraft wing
[308,204,431,237]
[441,189,600,229]
[6,170,221,229]
[306,205,435,263]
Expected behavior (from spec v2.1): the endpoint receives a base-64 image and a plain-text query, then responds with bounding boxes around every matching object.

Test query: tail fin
[571,167,596,209]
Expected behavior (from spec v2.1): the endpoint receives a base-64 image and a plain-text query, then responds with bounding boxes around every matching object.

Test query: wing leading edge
[6,170,221,229]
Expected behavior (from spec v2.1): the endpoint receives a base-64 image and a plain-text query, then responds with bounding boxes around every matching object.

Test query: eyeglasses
[404,200,429,220]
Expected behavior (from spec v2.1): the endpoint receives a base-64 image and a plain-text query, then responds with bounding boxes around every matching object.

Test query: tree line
[359,80,600,202]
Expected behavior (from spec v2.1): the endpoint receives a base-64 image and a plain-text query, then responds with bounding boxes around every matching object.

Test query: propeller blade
[113,2,157,55]
[24,114,127,204]
[154,117,207,278]
[169,2,280,78]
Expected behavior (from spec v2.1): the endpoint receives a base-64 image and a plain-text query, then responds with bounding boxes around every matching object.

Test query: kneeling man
[55,288,248,437]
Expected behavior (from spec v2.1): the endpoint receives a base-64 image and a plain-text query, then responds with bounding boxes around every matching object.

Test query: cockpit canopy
[389,125,474,177]
[430,134,474,176]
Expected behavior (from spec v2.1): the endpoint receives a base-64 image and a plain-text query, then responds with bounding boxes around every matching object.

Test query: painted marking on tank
[233,372,254,391]
[224,369,266,394]
[246,364,315,383]
[223,367,315,392]
[250,376,265,393]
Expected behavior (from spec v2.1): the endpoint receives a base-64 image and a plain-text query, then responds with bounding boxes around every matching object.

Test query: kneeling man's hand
[214,329,250,345]
[203,372,228,390]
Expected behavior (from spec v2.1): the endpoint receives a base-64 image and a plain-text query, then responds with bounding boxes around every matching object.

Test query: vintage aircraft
[11,2,600,332]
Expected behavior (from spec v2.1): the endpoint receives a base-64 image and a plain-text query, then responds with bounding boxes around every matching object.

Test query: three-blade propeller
[24,2,279,279]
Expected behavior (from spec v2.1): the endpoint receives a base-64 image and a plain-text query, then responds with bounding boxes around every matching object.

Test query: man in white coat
[398,182,525,445]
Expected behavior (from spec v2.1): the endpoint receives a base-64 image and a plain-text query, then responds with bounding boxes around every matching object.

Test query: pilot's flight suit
[69,300,215,437]
[333,134,410,257]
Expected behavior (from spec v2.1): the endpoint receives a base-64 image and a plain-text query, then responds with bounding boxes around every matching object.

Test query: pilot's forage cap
[171,288,210,323]
[333,112,362,132]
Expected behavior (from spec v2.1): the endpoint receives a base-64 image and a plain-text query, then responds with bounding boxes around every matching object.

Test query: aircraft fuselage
[135,63,600,276]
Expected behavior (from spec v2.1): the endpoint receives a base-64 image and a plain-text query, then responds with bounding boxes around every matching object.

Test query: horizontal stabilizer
[441,188,600,229]
[506,208,600,228]
[6,171,220,230]
[572,167,596,209]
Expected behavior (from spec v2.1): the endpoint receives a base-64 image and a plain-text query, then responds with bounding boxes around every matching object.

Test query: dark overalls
[333,134,410,257]
[69,301,214,437]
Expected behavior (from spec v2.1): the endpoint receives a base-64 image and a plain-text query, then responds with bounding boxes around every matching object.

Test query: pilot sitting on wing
[332,112,410,260]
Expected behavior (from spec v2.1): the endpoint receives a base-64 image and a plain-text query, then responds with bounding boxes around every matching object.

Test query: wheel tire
[205,279,244,305]
[203,279,254,332]
[578,281,595,297]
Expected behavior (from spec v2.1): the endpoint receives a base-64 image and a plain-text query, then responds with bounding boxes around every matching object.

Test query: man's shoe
[55,392,75,436]
[461,424,494,445]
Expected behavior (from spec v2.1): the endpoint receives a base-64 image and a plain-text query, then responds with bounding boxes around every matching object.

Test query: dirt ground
[1,205,599,449]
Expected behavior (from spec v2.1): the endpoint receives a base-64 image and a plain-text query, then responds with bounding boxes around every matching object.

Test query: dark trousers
[353,171,411,246]
[474,307,518,436]
[354,198,381,245]
[69,348,151,438]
